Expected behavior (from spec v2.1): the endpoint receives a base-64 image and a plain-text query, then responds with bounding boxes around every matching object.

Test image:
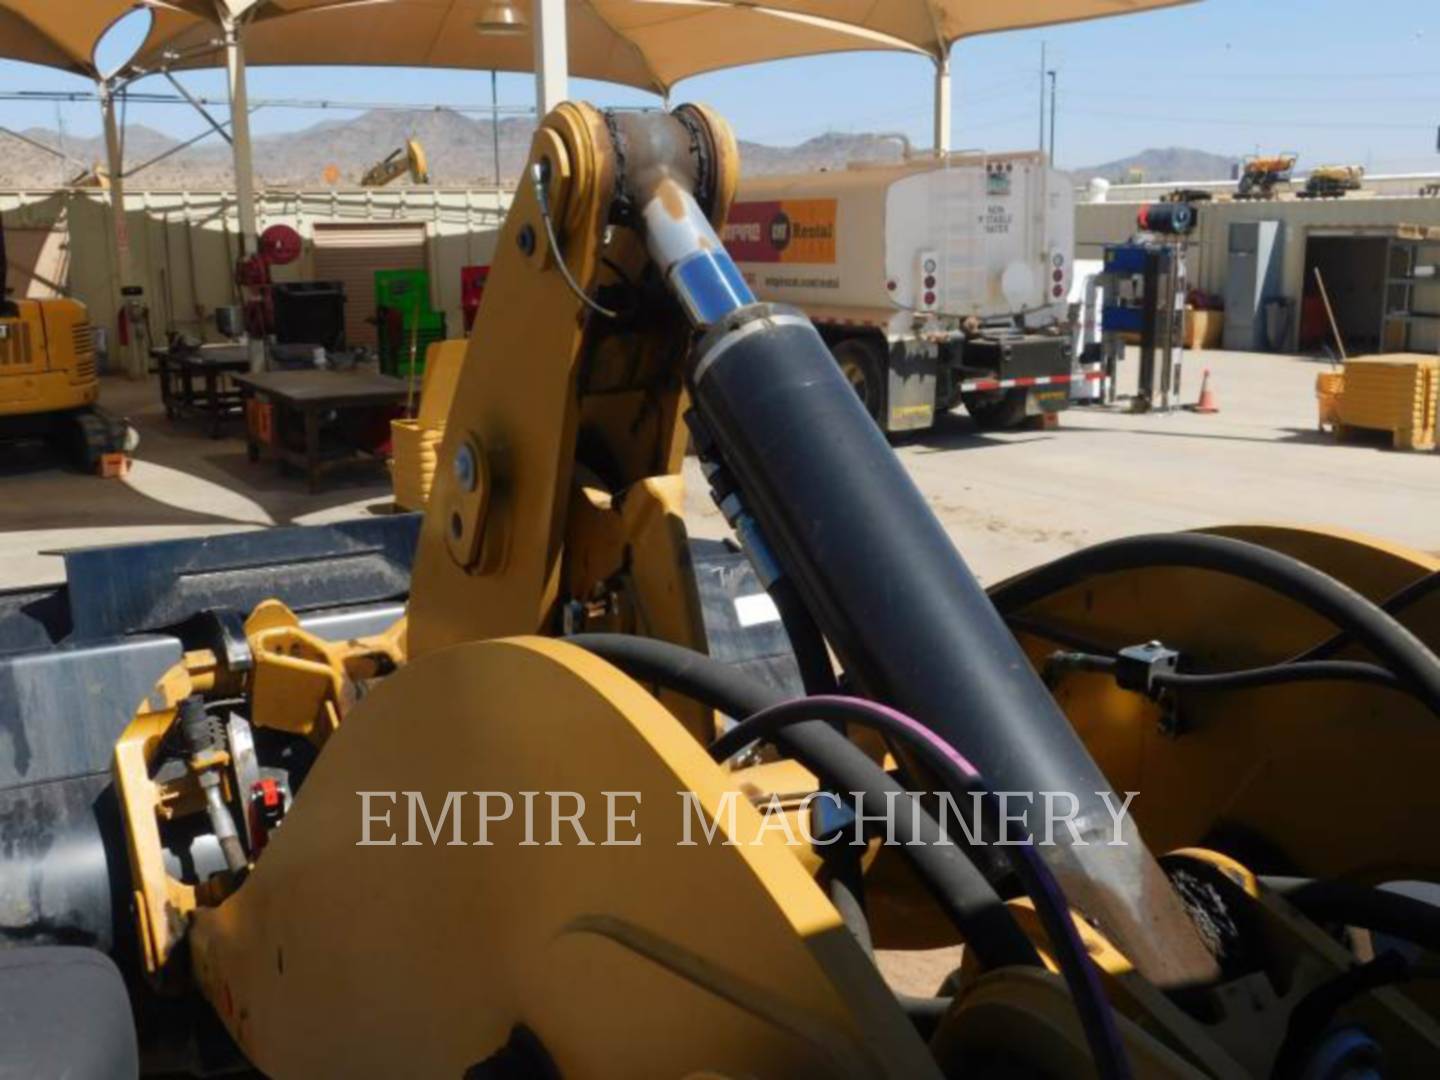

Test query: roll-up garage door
[311,222,427,348]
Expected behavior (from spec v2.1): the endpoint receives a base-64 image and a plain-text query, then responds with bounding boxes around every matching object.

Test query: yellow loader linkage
[1,104,1438,1079]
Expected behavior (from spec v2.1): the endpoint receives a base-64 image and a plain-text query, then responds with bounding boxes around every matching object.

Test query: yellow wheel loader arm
[4,101,1440,1079]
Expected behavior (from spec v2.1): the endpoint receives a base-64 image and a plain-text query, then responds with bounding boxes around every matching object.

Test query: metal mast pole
[533,0,569,115]
[99,82,146,379]
[933,53,952,156]
[1048,69,1057,165]
[219,5,263,370]
[1038,42,1046,154]
[490,70,502,185]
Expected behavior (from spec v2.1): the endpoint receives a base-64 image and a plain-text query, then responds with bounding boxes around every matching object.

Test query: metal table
[231,369,408,493]
[154,343,251,437]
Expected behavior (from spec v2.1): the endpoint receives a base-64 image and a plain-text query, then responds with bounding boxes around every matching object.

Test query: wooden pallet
[1334,355,1439,452]
[1331,421,1435,452]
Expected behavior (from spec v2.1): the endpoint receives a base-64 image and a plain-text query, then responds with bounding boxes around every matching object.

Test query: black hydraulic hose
[564,634,1041,971]
[1159,661,1401,694]
[713,695,1130,1080]
[1008,613,1118,658]
[1272,952,1440,1079]
[1050,653,1407,696]
[1017,570,1440,673]
[769,576,839,695]
[1296,568,1440,663]
[1263,877,1440,954]
[827,875,955,1041]
[827,875,873,956]
[990,533,1440,716]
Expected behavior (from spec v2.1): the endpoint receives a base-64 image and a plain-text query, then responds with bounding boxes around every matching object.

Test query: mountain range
[1069,147,1240,184]
[0,107,1236,188]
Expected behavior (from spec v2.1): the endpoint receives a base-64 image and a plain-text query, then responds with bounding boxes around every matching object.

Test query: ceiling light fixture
[475,1,527,36]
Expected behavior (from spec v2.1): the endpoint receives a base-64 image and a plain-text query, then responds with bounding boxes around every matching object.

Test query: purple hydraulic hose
[711,694,1131,1080]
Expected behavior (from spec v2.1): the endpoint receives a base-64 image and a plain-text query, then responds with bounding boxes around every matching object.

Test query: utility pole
[490,70,502,186]
[1038,42,1046,154]
[1048,69,1058,166]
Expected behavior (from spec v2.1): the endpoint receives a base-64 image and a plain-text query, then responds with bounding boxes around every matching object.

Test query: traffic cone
[1192,369,1219,414]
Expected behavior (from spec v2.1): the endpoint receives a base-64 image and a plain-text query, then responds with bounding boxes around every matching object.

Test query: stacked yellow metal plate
[1336,355,1439,451]
[388,419,443,511]
[387,338,469,510]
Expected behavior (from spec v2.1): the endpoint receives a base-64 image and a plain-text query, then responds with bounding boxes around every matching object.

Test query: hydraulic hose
[990,533,1440,717]
[1159,661,1402,694]
[827,876,956,1041]
[713,694,1130,1080]
[769,576,839,695]
[1050,653,1410,698]
[1263,877,1440,954]
[1273,952,1440,1079]
[565,633,1041,970]
[1296,568,1440,663]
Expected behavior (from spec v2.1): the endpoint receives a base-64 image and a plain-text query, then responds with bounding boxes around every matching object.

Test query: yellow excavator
[2,103,1439,1078]
[360,137,431,187]
[1237,154,1299,200]
[0,212,134,470]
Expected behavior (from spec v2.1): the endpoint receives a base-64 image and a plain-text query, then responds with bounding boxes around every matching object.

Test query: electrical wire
[530,162,619,320]
[711,695,1131,1080]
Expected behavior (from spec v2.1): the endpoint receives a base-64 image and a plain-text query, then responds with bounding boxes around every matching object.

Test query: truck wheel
[831,338,885,425]
[961,387,1029,431]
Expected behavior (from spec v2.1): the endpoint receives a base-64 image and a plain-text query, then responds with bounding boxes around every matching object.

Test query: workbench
[231,369,407,493]
[154,343,251,438]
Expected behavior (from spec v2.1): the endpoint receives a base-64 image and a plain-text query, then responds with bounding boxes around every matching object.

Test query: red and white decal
[958,371,1104,394]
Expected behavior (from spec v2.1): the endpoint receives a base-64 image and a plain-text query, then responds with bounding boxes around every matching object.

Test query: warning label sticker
[723,199,838,264]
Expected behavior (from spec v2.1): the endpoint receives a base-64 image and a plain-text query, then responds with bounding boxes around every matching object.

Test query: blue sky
[3,0,1438,173]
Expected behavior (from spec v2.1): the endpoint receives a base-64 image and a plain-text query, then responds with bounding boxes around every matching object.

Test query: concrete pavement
[2,348,1437,591]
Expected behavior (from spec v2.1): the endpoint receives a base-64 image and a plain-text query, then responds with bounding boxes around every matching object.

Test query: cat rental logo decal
[722,199,837,264]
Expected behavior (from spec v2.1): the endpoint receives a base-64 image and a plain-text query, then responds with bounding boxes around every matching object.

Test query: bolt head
[453,444,478,492]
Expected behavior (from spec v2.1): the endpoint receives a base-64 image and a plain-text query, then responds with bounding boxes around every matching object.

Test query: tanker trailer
[723,153,1079,432]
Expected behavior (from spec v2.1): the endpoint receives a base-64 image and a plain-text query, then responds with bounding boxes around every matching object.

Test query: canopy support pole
[533,0,569,116]
[933,54,952,156]
[220,9,263,371]
[99,82,146,380]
